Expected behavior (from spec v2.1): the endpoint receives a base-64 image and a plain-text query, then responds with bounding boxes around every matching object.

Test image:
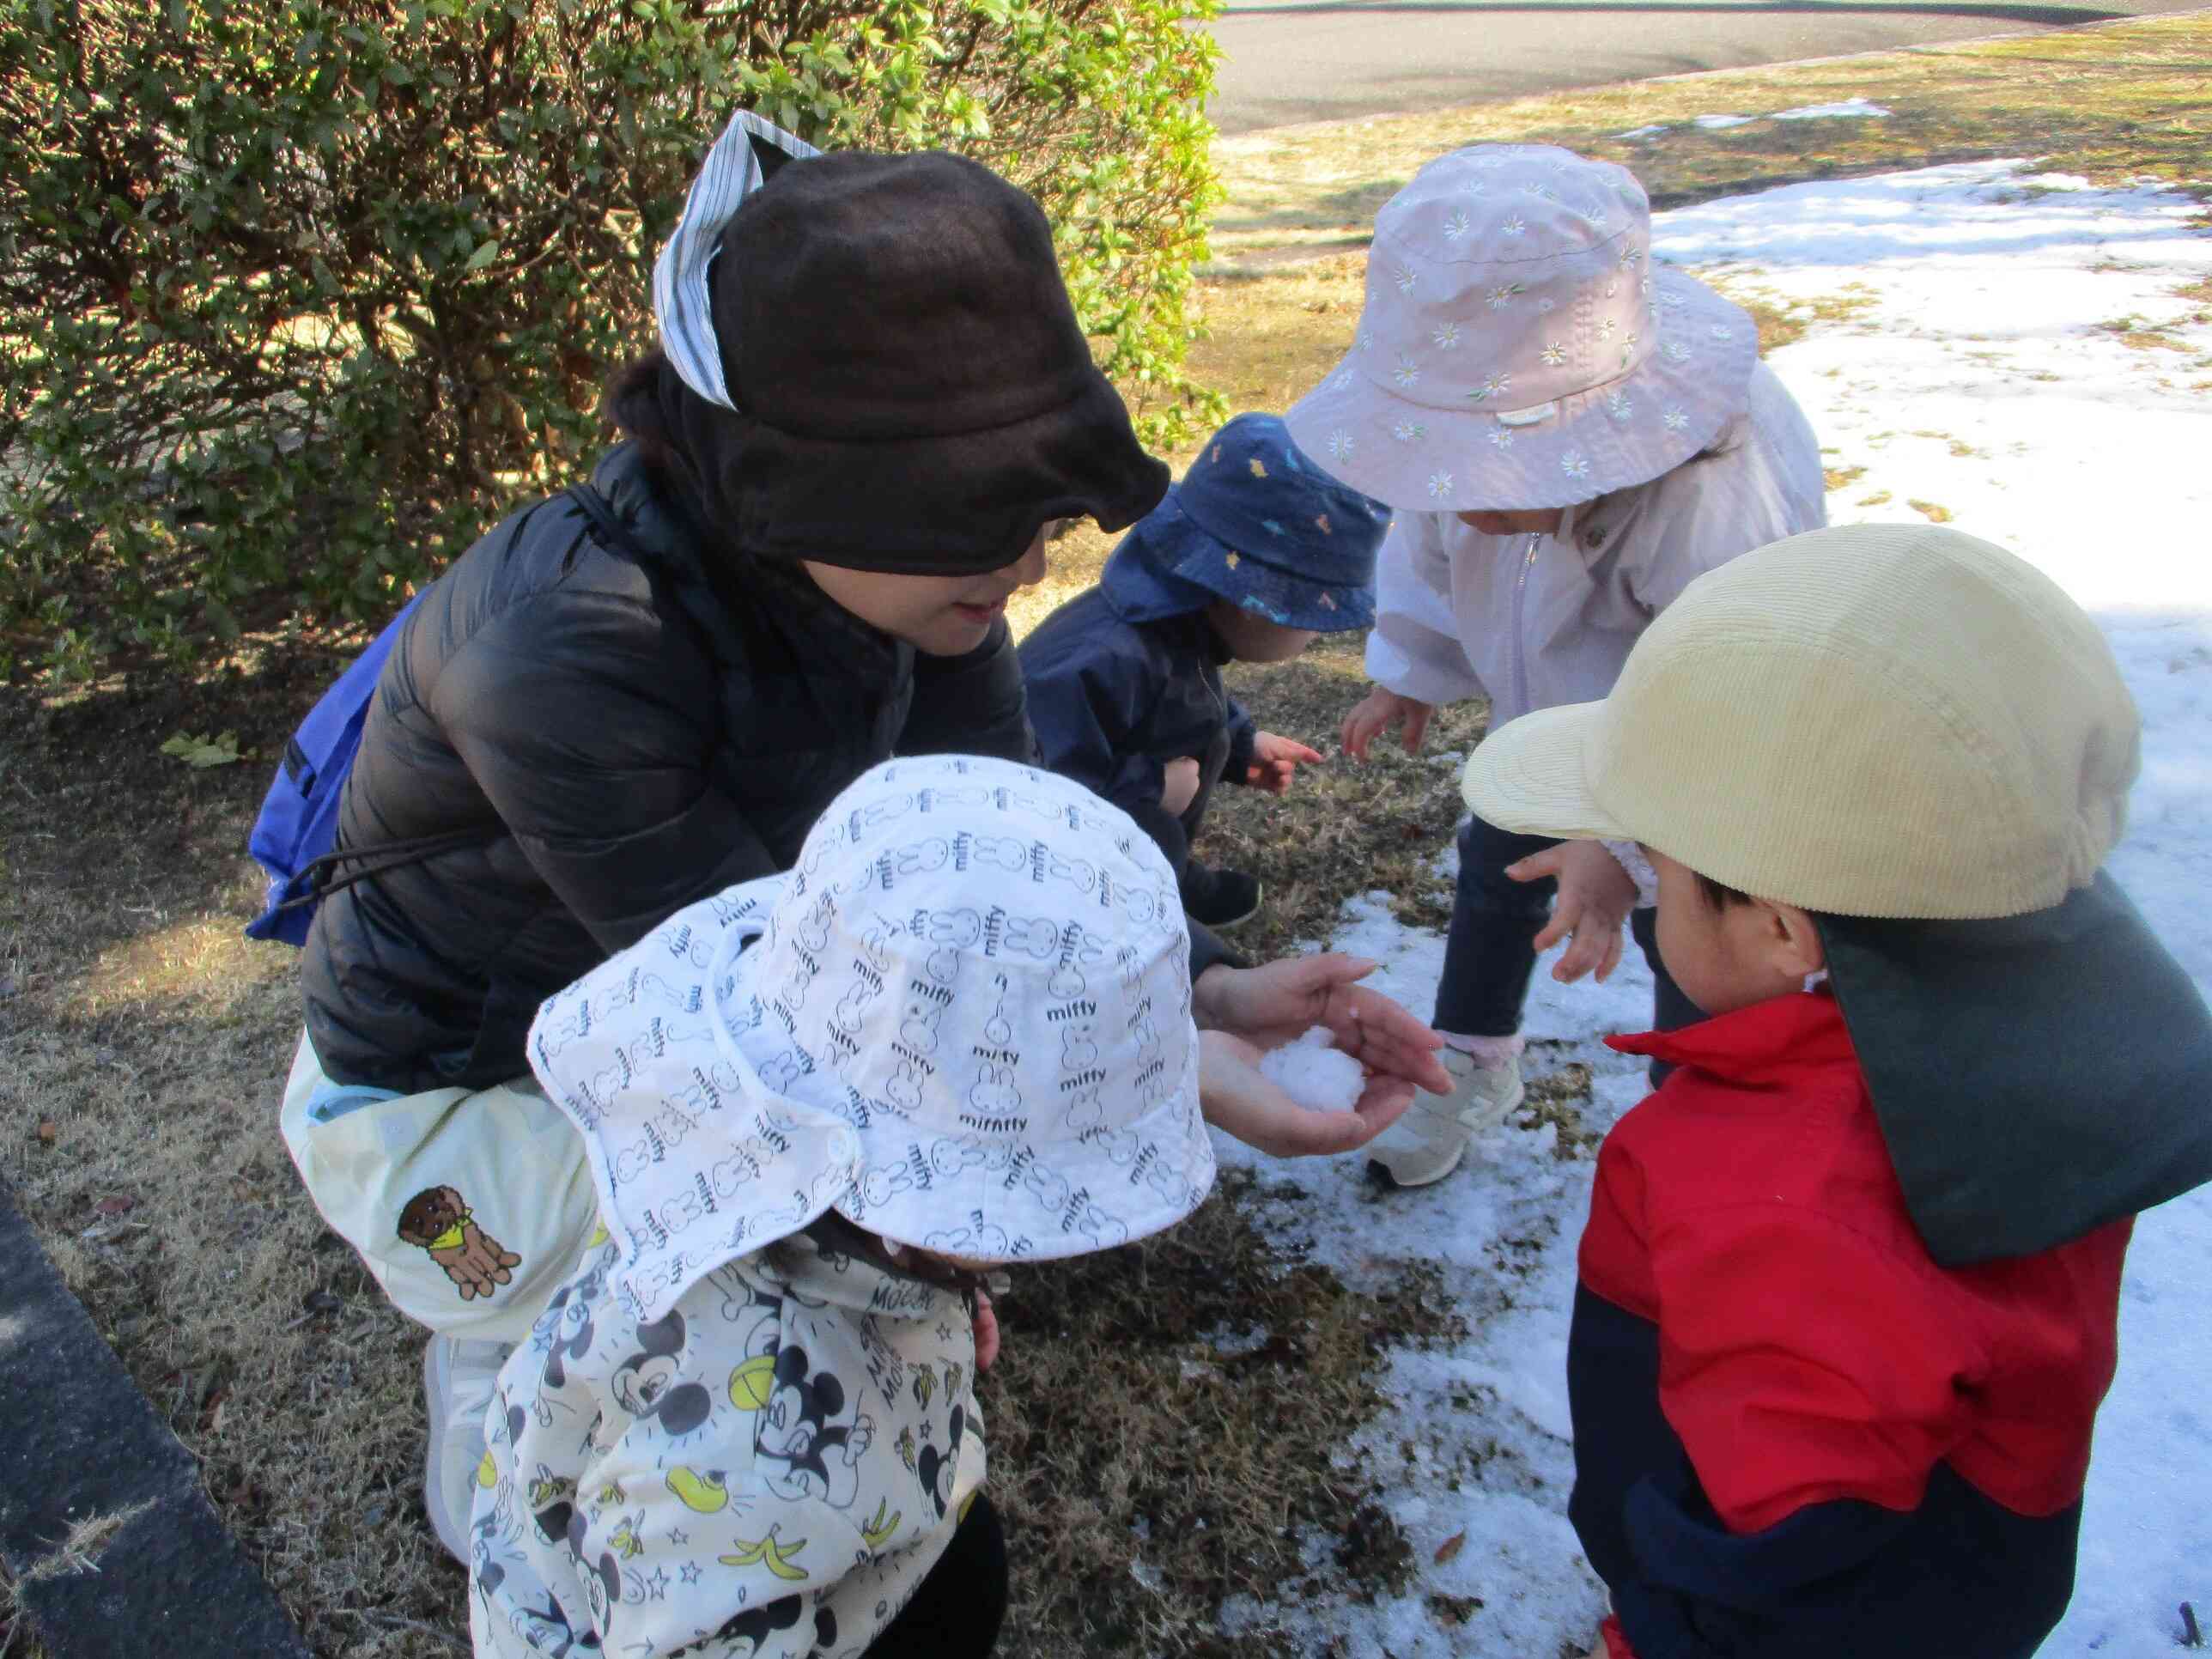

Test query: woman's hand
[1192,954,1451,1157]
[1246,731,1325,794]
[1340,687,1434,761]
[1161,757,1202,817]
[1508,840,1638,984]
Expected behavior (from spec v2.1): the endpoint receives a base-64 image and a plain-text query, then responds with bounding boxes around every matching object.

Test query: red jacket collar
[1607,989,1857,1083]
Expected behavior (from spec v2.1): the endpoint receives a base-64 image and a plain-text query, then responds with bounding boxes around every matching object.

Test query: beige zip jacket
[1366,362,1826,732]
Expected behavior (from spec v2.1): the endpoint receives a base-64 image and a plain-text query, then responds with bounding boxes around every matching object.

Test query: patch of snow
[1614,124,1668,140]
[1230,161,2212,1657]
[1257,1024,1364,1111]
[1770,96,1892,121]
[1691,112,1757,130]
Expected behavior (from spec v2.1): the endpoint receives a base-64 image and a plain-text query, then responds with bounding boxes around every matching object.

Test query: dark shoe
[1182,864,1262,931]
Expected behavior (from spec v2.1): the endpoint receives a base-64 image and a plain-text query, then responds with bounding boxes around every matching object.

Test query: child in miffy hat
[1460,524,2212,1659]
[468,755,1217,1659]
[1285,143,1828,1188]
[1021,413,1391,931]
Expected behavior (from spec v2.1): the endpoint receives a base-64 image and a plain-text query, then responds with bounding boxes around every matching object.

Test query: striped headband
[650,109,821,412]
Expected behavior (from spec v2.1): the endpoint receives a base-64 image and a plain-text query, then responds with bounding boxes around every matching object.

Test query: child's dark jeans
[1433,814,1700,1083]
[866,1492,1008,1657]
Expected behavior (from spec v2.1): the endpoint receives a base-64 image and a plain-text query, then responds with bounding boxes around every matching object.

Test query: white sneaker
[1366,1049,1524,1188]
[422,1335,514,1562]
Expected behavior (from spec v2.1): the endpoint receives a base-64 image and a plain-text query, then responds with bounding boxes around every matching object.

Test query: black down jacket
[302,443,1037,1092]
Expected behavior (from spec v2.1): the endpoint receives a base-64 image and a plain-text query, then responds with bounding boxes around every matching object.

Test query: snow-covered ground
[1619,94,1892,139]
[1217,161,2212,1656]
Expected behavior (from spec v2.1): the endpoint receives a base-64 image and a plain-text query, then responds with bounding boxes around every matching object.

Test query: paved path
[1206,0,2208,132]
[0,1184,310,1659]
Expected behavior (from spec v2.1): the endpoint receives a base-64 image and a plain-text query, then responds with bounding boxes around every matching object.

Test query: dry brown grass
[0,616,1476,1659]
[3,14,2207,1655]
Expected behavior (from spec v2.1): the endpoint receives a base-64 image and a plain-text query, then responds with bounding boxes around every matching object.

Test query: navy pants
[868,1492,1007,1657]
[1433,815,1699,1079]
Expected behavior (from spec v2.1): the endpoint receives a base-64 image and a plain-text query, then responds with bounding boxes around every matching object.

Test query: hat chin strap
[651,109,821,411]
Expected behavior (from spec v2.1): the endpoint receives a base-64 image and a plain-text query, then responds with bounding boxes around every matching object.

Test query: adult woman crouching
[278,113,1447,1562]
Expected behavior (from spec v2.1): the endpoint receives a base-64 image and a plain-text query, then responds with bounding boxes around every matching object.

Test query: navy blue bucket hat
[1102,414,1391,630]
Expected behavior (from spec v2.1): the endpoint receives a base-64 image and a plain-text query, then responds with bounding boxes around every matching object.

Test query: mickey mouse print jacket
[471,1224,984,1659]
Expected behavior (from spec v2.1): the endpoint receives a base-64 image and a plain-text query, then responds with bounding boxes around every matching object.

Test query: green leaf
[160,730,246,768]
[465,239,501,271]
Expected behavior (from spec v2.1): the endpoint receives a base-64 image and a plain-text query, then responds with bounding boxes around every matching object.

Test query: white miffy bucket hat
[1285,143,1758,513]
[526,756,1215,1322]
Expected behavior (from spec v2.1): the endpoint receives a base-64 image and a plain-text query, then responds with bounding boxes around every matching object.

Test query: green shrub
[0,0,1224,681]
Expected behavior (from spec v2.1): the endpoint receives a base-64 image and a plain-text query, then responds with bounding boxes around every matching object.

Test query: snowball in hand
[1256,1026,1365,1113]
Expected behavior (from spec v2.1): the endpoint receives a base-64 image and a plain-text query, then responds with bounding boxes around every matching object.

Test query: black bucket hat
[694,147,1168,574]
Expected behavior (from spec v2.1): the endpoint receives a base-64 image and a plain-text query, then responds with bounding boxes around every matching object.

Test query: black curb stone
[0,1181,311,1659]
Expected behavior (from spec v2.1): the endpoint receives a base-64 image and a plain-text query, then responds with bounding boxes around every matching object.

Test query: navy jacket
[1018,587,1256,881]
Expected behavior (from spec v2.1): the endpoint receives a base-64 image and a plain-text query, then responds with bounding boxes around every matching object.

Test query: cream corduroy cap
[1461,524,2141,919]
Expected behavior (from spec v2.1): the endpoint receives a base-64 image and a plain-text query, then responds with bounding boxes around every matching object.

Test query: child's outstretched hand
[1247,732,1324,794]
[1340,686,1434,761]
[1508,841,1638,984]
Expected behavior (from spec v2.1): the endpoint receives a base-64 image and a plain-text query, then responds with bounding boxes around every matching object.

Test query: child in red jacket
[1459,523,2212,1659]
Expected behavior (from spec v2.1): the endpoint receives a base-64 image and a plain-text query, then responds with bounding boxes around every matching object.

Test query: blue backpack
[245,484,644,945]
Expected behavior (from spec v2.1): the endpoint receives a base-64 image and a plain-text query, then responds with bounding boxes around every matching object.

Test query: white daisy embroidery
[1502,213,1527,236]
[1483,371,1511,400]
[1624,331,1640,352]
[1486,283,1526,310]
[1392,419,1428,443]
[1663,341,1692,363]
[1561,450,1592,480]
[1327,428,1356,461]
[1540,340,1568,366]
[1489,428,1516,451]
[1443,210,1473,241]
[1395,265,1418,295]
[1427,471,1455,500]
[1710,324,1735,341]
[1431,320,1463,350]
[1358,330,1376,352]
[1620,244,1643,268]
[1462,180,1490,198]
[1663,407,1689,430]
[1393,353,1421,388]
[1598,317,1617,340]
[1605,280,1619,298]
[1607,392,1633,422]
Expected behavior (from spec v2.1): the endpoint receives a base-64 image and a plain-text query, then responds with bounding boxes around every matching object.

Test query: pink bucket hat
[1285,144,1758,513]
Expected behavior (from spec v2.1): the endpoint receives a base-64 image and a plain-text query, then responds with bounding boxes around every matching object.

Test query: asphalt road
[1206,0,2207,132]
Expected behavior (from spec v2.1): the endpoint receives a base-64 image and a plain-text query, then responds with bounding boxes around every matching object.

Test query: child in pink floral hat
[1285,143,1828,1188]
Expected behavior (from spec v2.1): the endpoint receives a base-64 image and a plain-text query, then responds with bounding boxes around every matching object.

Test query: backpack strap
[269,826,499,916]
[565,481,660,566]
